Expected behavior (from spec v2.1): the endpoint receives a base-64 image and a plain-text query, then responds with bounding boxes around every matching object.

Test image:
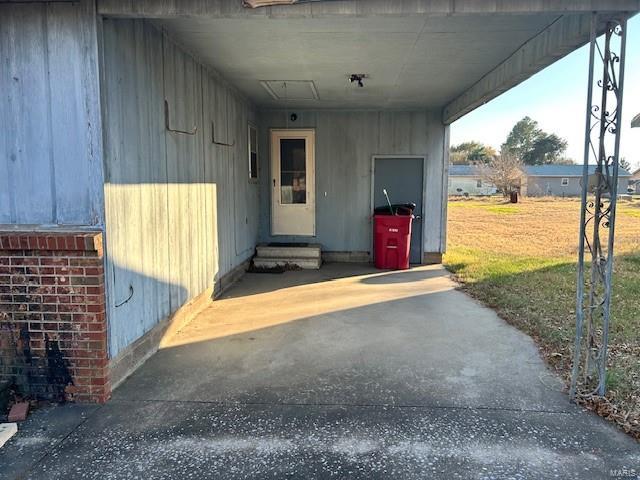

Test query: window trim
[561,177,569,186]
[248,123,258,182]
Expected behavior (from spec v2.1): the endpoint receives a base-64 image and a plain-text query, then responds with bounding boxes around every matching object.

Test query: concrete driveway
[1,264,638,479]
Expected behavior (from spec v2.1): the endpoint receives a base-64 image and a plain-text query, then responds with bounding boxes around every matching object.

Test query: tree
[553,157,577,165]
[450,141,497,164]
[480,153,524,197]
[501,117,539,161]
[502,117,568,165]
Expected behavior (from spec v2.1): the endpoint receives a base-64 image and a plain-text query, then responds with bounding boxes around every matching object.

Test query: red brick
[8,402,29,422]
[1,231,107,405]
[63,236,74,250]
[40,257,68,267]
[69,258,101,267]
[90,376,108,386]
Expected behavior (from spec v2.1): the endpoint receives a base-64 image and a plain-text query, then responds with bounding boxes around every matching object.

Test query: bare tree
[479,153,524,197]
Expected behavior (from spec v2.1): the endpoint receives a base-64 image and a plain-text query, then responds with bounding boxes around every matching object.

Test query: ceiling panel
[155,13,560,109]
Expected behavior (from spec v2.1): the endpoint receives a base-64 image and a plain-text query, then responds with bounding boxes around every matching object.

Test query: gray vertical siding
[101,19,258,357]
[0,1,103,225]
[258,110,447,255]
[526,176,630,197]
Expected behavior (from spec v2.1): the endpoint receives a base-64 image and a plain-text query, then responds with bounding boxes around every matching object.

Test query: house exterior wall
[258,110,448,259]
[0,231,108,403]
[448,176,497,196]
[526,176,630,197]
[527,176,581,196]
[630,170,640,193]
[0,2,110,402]
[100,19,259,360]
[0,2,104,226]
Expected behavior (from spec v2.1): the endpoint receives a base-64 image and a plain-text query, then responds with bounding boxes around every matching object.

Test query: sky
[451,15,640,171]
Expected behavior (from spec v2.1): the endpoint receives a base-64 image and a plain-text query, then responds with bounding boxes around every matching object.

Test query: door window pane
[280,138,306,204]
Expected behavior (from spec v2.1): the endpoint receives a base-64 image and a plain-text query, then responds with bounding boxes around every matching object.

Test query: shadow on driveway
[1,264,638,479]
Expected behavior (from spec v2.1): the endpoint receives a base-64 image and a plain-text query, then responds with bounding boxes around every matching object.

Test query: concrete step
[256,244,321,260]
[0,423,17,449]
[253,256,321,270]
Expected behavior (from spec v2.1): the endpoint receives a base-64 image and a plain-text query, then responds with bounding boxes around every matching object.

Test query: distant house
[523,164,632,197]
[448,164,632,197]
[630,168,640,193]
[448,165,498,196]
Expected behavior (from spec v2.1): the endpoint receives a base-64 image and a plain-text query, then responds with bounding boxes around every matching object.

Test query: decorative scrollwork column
[570,14,627,400]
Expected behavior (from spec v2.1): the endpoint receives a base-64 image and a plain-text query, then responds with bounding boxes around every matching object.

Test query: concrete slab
[0,264,637,478]
[114,264,570,412]
[252,257,322,270]
[0,403,98,479]
[7,401,640,479]
[256,244,322,259]
[254,244,322,269]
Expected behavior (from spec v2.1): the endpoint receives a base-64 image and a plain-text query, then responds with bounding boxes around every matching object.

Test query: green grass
[618,200,640,219]
[449,201,520,215]
[484,205,520,214]
[619,207,640,219]
[446,247,639,353]
[444,198,640,438]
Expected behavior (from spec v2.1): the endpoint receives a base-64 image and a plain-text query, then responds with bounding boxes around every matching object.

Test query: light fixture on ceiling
[349,74,366,88]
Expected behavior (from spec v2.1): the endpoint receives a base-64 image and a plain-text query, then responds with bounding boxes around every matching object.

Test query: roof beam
[96,0,640,18]
[442,12,635,124]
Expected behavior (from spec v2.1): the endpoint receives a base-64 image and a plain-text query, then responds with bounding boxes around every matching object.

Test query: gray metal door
[373,157,424,264]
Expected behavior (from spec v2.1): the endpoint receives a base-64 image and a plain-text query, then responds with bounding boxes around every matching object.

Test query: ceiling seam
[389,17,429,107]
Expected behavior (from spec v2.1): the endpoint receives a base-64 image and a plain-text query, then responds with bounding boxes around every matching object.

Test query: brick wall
[0,231,109,403]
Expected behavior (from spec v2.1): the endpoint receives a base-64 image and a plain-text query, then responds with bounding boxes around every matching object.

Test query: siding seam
[161,29,172,314]
[43,6,57,223]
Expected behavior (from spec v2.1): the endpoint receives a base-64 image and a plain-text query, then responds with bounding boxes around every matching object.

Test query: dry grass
[447,196,640,257]
[444,196,640,439]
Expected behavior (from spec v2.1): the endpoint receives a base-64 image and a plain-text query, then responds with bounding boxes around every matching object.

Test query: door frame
[370,155,427,264]
[270,128,316,236]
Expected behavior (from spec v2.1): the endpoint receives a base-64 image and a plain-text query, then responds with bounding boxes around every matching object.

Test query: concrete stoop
[254,243,322,270]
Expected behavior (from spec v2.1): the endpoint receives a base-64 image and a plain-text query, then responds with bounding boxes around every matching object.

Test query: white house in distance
[630,168,640,193]
[448,165,497,196]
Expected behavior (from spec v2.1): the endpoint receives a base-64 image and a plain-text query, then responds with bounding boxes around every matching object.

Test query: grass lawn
[444,196,640,438]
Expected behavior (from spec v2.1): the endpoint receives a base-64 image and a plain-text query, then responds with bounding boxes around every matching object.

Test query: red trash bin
[373,214,412,270]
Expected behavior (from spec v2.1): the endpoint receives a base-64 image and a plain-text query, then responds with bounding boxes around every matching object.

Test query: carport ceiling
[155,14,563,109]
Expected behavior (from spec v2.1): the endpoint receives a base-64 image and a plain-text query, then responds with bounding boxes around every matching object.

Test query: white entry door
[271,129,315,236]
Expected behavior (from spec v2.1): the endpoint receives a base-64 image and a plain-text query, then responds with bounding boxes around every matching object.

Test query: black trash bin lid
[374,203,416,215]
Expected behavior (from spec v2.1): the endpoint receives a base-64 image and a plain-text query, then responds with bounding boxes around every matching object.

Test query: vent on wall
[260,80,319,101]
